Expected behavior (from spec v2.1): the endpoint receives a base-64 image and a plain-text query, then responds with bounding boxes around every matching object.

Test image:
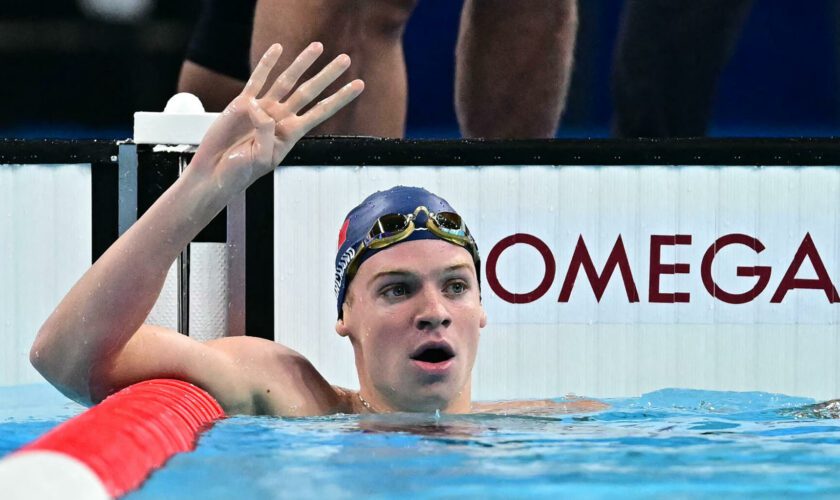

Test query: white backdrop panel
[0,164,91,386]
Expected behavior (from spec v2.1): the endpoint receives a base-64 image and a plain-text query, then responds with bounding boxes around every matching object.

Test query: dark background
[2,0,839,139]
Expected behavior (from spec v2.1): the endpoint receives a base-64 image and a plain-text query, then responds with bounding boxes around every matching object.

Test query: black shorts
[185,0,257,81]
[612,0,753,137]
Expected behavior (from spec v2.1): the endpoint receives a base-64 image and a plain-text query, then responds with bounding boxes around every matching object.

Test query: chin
[402,394,451,413]
[401,380,462,413]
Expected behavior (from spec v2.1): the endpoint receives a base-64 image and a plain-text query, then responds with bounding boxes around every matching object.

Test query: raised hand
[192,43,364,193]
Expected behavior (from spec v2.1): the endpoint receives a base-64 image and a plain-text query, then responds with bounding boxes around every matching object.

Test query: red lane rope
[17,379,225,498]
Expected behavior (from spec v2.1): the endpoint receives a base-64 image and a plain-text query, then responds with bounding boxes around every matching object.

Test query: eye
[445,280,468,295]
[382,283,410,299]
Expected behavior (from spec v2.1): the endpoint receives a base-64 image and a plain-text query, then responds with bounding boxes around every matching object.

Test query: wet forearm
[31,163,234,399]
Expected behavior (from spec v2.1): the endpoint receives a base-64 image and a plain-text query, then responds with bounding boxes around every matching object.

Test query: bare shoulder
[203,336,346,416]
[471,398,609,416]
[204,334,298,360]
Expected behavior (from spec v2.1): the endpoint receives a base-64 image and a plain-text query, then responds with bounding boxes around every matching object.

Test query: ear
[479,305,488,328]
[335,317,351,337]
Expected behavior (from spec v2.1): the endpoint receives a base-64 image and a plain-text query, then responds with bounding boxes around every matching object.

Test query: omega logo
[485,233,840,305]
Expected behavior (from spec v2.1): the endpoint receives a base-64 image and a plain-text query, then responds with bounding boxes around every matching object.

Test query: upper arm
[94,324,335,416]
[91,324,253,413]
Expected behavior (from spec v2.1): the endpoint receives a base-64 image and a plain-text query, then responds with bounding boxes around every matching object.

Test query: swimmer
[31,43,604,416]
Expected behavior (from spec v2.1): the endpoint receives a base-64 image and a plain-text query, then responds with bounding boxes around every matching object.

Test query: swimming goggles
[344,206,479,280]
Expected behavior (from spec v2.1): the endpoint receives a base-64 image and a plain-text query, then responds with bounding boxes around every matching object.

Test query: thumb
[247,98,276,168]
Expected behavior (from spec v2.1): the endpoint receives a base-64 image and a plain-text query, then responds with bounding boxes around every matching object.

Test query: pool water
[4,385,840,498]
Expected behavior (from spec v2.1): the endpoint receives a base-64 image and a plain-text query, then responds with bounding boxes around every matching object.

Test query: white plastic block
[134,93,219,145]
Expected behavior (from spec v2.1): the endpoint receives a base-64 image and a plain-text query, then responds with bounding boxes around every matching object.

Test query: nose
[414,287,452,332]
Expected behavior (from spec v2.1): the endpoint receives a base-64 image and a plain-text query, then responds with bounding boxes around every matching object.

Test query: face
[335,239,487,413]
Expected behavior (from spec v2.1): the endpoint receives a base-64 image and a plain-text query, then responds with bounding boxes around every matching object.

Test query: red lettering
[649,235,692,303]
[487,232,840,307]
[486,233,556,304]
[701,234,771,304]
[558,235,639,302]
[770,233,840,303]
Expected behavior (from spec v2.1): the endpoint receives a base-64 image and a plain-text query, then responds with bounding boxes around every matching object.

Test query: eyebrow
[369,270,413,284]
[441,263,473,275]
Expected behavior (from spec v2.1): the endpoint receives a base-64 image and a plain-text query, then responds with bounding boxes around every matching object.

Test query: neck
[356,385,472,414]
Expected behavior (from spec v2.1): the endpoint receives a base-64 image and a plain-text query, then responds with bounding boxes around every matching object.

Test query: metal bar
[177,155,190,336]
[227,192,247,336]
[117,144,137,236]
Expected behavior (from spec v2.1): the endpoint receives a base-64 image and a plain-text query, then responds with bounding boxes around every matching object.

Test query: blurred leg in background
[178,0,256,112]
[186,0,578,138]
[251,0,418,137]
[611,0,753,138]
[454,0,578,139]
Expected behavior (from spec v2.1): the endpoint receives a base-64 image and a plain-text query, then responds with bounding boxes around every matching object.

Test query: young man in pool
[31,43,604,416]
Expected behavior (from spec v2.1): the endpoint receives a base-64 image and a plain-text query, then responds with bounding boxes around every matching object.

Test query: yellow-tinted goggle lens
[431,211,466,235]
[369,213,411,239]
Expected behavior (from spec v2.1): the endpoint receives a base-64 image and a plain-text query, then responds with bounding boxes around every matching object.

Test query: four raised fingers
[245,43,363,141]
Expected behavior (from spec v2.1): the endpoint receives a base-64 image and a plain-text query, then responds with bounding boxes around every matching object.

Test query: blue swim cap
[333,186,480,318]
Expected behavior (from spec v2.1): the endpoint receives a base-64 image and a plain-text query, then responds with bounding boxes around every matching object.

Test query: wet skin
[337,239,487,414]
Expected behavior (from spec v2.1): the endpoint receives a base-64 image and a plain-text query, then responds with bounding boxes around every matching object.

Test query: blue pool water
[4,385,840,498]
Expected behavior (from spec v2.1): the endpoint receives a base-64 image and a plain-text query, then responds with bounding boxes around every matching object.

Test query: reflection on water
[782,399,840,420]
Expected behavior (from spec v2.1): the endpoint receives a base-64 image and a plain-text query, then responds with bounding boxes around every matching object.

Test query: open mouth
[410,343,455,364]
